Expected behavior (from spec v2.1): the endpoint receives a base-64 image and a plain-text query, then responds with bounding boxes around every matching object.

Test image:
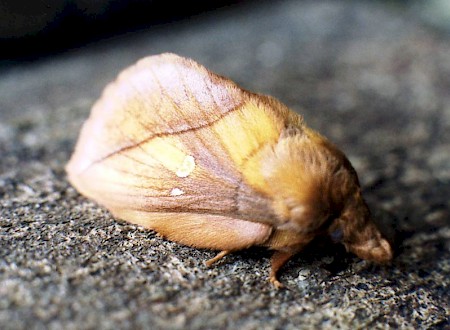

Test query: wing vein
[82,100,244,173]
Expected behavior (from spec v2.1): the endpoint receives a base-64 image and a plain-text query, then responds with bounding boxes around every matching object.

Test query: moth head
[331,191,393,264]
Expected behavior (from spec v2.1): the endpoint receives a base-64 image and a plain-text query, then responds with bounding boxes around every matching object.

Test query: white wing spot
[170,188,185,196]
[176,155,196,178]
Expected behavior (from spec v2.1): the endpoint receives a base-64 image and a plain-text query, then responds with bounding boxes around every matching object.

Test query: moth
[66,53,392,288]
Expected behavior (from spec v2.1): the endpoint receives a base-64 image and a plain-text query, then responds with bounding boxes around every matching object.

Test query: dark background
[0,0,245,60]
[1,0,450,61]
[0,1,449,329]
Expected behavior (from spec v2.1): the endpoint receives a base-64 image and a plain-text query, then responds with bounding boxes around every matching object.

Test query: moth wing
[66,53,302,229]
[118,210,273,251]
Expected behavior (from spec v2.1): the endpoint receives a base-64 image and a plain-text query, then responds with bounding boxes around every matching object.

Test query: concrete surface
[0,1,449,329]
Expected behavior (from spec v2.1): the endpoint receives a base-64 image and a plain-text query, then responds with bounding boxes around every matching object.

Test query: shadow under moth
[66,53,392,288]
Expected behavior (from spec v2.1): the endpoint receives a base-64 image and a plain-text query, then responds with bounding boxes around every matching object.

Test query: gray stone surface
[1,1,449,329]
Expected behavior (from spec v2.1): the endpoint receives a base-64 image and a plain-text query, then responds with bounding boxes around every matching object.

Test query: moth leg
[265,230,315,288]
[205,250,230,267]
[119,211,274,268]
[269,251,295,289]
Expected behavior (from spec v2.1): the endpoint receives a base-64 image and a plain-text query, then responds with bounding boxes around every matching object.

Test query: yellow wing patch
[212,99,283,192]
[139,136,196,176]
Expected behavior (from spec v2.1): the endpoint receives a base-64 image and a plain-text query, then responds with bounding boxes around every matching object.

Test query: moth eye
[330,228,343,243]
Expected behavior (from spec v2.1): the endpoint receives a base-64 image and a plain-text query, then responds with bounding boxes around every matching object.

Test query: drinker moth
[66,53,392,288]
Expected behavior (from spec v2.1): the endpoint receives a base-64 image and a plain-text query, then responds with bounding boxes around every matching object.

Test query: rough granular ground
[1,1,449,329]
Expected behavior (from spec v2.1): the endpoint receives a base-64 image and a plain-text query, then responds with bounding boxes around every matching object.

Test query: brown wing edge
[113,209,274,251]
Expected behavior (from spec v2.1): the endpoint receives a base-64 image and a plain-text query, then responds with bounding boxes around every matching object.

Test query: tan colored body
[66,53,392,287]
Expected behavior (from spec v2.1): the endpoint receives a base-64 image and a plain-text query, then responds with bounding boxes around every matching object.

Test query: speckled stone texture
[1,1,449,329]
